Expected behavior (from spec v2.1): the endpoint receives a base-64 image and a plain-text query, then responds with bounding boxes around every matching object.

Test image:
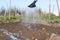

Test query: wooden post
[9,0,11,20]
[56,0,60,16]
[49,0,51,20]
[4,10,6,20]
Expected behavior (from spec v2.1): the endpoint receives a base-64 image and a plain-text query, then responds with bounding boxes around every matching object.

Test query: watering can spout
[28,0,38,8]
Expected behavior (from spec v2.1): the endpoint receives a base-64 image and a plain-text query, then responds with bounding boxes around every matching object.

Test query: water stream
[22,7,39,23]
[0,28,20,40]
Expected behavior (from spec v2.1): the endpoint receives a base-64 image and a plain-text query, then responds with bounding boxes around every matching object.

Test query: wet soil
[0,22,60,40]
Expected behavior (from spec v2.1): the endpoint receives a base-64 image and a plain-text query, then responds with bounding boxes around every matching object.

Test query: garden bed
[0,22,60,40]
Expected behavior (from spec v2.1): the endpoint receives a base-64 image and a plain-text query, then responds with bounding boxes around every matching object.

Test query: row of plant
[0,8,60,23]
[42,13,60,23]
[0,16,23,23]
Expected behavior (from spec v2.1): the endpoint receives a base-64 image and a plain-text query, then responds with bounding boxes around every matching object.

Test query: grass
[42,13,60,23]
[0,16,23,23]
[0,13,60,23]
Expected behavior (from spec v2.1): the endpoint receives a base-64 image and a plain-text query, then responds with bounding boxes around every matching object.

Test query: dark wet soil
[0,22,60,40]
